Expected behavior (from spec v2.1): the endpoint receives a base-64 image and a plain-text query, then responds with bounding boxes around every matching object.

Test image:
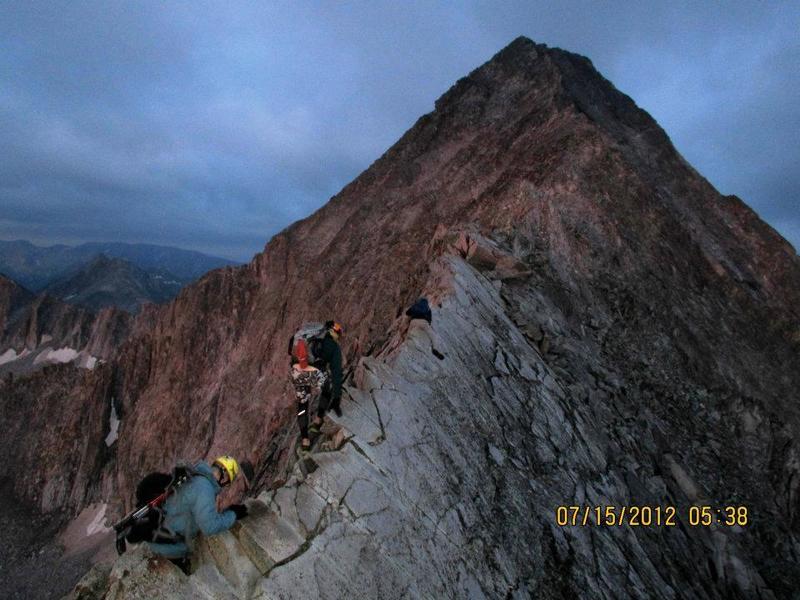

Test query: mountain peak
[44,253,183,313]
[427,35,668,159]
[86,253,127,269]
[492,34,547,61]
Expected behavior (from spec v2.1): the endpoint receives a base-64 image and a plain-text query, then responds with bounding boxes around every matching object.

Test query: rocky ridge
[69,238,795,598]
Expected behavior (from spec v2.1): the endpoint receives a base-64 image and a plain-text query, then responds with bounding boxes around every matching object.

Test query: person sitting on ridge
[148,456,253,571]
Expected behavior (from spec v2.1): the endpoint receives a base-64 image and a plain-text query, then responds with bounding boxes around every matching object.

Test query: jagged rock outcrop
[0,274,132,377]
[6,36,800,598]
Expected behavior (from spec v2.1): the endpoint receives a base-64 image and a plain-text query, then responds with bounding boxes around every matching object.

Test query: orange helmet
[330,322,343,339]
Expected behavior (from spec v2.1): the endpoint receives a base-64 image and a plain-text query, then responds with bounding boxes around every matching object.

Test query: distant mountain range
[43,254,185,313]
[0,239,239,291]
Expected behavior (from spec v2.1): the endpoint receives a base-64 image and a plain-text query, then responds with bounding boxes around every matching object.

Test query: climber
[147,456,253,572]
[405,297,432,324]
[313,320,345,422]
[289,320,344,450]
[290,339,326,451]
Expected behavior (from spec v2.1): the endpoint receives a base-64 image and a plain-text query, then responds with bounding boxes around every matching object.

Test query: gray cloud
[0,1,797,260]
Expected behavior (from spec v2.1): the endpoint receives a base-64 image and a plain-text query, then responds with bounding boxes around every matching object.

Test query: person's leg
[318,380,342,418]
[329,393,342,417]
[297,396,310,445]
[292,375,311,446]
[316,379,332,420]
[169,556,192,575]
[149,541,189,559]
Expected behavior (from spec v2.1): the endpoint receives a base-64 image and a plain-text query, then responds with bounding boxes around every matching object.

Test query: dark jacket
[314,334,343,401]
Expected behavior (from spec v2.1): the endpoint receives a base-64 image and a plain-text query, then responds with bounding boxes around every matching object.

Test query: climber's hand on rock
[230,504,248,520]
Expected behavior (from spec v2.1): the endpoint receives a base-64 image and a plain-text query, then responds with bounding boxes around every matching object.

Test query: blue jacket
[148,462,237,558]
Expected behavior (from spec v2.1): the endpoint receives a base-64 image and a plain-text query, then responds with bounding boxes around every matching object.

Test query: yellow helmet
[213,455,240,483]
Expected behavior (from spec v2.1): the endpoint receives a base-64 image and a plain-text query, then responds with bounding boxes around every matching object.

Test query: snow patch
[0,348,18,365]
[86,503,110,536]
[58,503,114,559]
[49,347,79,363]
[76,351,98,370]
[40,334,52,345]
[105,398,120,447]
[33,347,54,365]
[34,346,79,365]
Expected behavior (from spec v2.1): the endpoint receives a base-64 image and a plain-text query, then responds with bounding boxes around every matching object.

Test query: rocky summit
[2,37,799,599]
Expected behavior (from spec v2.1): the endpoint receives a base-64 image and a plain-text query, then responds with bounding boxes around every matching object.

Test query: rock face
[44,254,184,313]
[6,36,800,598]
[64,252,798,599]
[0,274,132,376]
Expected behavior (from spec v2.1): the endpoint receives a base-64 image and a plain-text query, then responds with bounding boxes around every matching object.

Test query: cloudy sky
[1,2,797,261]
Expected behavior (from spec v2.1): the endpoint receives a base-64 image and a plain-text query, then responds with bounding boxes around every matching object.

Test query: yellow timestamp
[687,505,748,526]
[555,505,749,527]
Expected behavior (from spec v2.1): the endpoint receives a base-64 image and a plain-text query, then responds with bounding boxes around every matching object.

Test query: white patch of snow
[64,294,77,300]
[48,347,79,363]
[85,503,110,536]
[33,347,54,365]
[33,346,80,366]
[76,351,98,370]
[40,334,52,345]
[105,398,120,447]
[0,348,18,365]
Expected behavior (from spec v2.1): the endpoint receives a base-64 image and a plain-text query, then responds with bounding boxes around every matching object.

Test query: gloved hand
[229,504,248,520]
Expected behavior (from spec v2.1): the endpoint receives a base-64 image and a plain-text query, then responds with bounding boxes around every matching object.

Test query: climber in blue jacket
[148,456,251,570]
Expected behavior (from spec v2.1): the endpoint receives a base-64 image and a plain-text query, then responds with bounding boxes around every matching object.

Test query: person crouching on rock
[149,456,252,572]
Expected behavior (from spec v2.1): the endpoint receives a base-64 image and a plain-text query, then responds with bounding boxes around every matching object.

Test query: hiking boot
[308,418,323,436]
[297,439,311,458]
[169,557,191,576]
